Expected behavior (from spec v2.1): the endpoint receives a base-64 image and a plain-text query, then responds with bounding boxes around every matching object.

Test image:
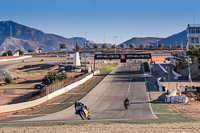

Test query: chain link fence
[43,72,90,95]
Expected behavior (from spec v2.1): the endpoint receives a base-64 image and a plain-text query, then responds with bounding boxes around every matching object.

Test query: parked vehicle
[34,84,46,89]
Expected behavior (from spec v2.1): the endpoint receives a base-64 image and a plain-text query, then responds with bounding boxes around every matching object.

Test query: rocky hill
[0,21,100,53]
[154,30,187,48]
[122,37,163,48]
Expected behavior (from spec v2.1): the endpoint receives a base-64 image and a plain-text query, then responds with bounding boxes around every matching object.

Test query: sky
[0,0,200,44]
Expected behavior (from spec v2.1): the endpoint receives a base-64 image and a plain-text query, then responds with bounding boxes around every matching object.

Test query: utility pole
[84,42,87,71]
[113,36,117,54]
[188,56,192,85]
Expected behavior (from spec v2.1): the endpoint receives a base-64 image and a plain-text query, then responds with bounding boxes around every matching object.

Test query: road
[19,60,156,122]
[0,58,67,80]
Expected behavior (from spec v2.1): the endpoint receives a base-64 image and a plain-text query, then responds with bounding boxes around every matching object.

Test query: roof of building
[148,56,165,62]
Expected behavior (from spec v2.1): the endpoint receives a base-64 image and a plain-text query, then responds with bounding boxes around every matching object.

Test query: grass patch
[150,103,191,123]
[97,64,118,74]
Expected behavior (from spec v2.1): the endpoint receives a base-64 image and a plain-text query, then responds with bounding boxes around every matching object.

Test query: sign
[95,54,120,59]
[120,54,126,59]
[126,54,151,59]
[95,53,151,59]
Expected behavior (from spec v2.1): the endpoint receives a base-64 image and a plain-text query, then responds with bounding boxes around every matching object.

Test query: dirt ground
[0,122,200,133]
[0,57,118,116]
[0,57,97,105]
[169,91,200,120]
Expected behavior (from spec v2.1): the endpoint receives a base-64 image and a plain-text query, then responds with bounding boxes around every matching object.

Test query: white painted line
[158,64,168,73]
[147,92,158,119]
[126,74,132,97]
[67,92,87,95]
[7,114,46,117]
[46,103,65,105]
[142,61,158,119]
[154,113,178,115]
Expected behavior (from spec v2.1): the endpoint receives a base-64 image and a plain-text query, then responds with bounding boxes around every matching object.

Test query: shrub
[5,77,13,84]
[42,72,67,85]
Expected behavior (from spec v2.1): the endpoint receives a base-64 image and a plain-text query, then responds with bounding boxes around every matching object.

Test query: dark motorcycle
[124,101,129,110]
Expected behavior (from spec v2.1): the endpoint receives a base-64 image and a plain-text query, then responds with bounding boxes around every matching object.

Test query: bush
[144,62,150,72]
[42,71,67,85]
[5,77,13,84]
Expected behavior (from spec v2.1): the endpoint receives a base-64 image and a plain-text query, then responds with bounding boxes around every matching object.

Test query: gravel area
[0,122,200,133]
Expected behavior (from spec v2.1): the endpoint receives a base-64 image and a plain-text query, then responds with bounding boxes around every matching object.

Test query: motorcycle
[76,106,90,120]
[124,101,129,110]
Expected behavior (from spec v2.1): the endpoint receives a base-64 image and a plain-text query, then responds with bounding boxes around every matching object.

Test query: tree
[158,43,164,50]
[60,43,66,50]
[168,45,172,50]
[129,43,135,49]
[7,50,13,56]
[120,43,126,53]
[94,44,98,49]
[139,44,145,50]
[42,71,67,85]
[150,45,154,50]
[5,76,13,84]
[87,44,91,49]
[177,44,183,50]
[28,48,34,53]
[16,49,24,55]
[2,52,7,56]
[120,43,126,49]
[75,42,81,52]
[111,44,116,48]
[102,43,108,51]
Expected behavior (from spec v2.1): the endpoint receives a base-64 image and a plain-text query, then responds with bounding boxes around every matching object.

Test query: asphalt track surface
[19,60,156,122]
[0,58,66,80]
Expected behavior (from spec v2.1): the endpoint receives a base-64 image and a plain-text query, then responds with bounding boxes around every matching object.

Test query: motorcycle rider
[124,97,130,106]
[74,100,87,114]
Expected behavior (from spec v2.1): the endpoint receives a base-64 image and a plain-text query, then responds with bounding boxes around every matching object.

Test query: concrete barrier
[172,69,182,78]
[157,78,163,91]
[0,70,100,114]
[165,95,188,103]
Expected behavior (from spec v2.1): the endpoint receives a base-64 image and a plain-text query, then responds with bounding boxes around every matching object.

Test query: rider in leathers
[74,100,87,114]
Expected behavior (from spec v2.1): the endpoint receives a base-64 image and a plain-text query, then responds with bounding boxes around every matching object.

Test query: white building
[187,24,200,47]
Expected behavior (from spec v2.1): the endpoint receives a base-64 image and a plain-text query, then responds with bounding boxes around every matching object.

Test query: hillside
[153,30,187,47]
[122,37,163,48]
[0,21,100,53]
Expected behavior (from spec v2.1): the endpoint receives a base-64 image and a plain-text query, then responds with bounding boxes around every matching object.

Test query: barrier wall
[165,95,188,103]
[0,70,100,114]
[157,78,163,91]
[172,69,182,77]
[0,56,32,62]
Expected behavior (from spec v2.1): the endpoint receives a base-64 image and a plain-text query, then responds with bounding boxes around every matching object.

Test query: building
[148,56,165,63]
[187,24,200,47]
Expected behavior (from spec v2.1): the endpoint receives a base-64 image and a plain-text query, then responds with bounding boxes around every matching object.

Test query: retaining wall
[0,70,100,114]
[0,56,32,62]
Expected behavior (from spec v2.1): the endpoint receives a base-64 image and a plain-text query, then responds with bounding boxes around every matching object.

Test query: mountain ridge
[0,21,100,53]
[0,20,188,53]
